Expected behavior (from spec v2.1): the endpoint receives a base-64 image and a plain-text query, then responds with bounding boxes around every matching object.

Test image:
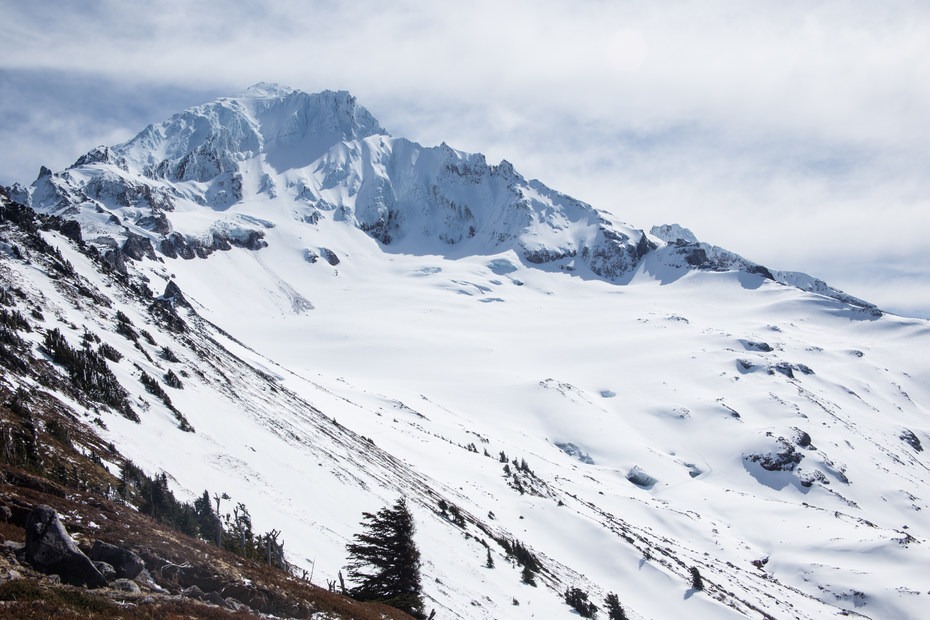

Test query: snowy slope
[3,86,929,619]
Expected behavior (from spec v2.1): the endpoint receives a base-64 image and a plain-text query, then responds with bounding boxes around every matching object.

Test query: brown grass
[0,468,415,620]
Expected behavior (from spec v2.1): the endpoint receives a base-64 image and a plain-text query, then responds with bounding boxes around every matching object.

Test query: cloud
[1,0,928,316]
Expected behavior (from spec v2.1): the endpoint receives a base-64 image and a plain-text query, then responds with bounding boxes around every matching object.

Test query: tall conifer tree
[346,498,425,618]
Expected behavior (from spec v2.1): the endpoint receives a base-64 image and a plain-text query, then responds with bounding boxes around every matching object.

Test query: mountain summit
[25,85,872,311]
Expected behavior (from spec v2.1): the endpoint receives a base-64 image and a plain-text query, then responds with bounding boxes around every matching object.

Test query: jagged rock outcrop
[745,437,803,472]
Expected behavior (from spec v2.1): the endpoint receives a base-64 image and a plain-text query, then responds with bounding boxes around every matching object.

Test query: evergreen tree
[564,586,597,618]
[690,566,704,591]
[193,490,218,544]
[604,592,627,620]
[346,498,425,619]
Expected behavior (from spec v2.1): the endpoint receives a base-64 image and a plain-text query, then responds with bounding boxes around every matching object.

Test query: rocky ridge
[17,85,875,313]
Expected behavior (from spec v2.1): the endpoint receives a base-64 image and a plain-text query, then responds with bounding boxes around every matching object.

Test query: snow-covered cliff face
[23,83,876,306]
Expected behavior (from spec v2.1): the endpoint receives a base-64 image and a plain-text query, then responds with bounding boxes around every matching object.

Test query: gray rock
[102,248,127,275]
[626,466,658,489]
[23,505,107,588]
[792,428,813,449]
[900,429,923,452]
[746,437,803,472]
[59,220,83,245]
[162,280,190,308]
[111,578,141,593]
[182,584,205,599]
[121,233,157,261]
[135,212,171,235]
[94,560,116,582]
[320,247,340,266]
[88,540,145,579]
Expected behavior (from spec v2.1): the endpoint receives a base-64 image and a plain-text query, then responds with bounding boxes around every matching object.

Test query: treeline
[118,460,286,568]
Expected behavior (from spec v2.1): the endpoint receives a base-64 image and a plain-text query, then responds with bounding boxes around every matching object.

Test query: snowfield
[4,84,929,619]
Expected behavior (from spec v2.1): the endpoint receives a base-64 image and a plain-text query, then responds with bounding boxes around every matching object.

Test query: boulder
[23,505,107,588]
[94,560,116,582]
[88,540,145,579]
[320,247,340,266]
[111,578,141,594]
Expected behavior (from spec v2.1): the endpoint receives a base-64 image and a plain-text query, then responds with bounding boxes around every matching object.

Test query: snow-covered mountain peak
[237,81,297,98]
[650,223,698,245]
[25,85,877,314]
[79,86,387,185]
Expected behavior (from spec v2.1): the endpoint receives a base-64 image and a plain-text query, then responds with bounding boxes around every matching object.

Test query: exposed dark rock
[799,470,829,487]
[359,208,399,245]
[746,437,803,472]
[162,280,190,309]
[795,364,815,375]
[741,340,773,352]
[683,246,708,266]
[792,428,813,449]
[227,229,266,251]
[161,229,266,260]
[522,246,576,265]
[161,232,196,260]
[151,280,191,332]
[210,233,232,252]
[772,362,795,378]
[101,249,127,275]
[900,429,923,452]
[88,540,145,579]
[71,146,127,171]
[320,247,340,266]
[626,466,658,489]
[587,229,653,279]
[92,236,119,250]
[747,264,775,280]
[59,220,83,245]
[93,560,116,581]
[555,442,594,465]
[136,212,171,234]
[121,233,157,261]
[183,585,227,607]
[23,505,107,588]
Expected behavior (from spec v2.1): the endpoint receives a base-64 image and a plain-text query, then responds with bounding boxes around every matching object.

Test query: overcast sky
[2,0,929,317]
